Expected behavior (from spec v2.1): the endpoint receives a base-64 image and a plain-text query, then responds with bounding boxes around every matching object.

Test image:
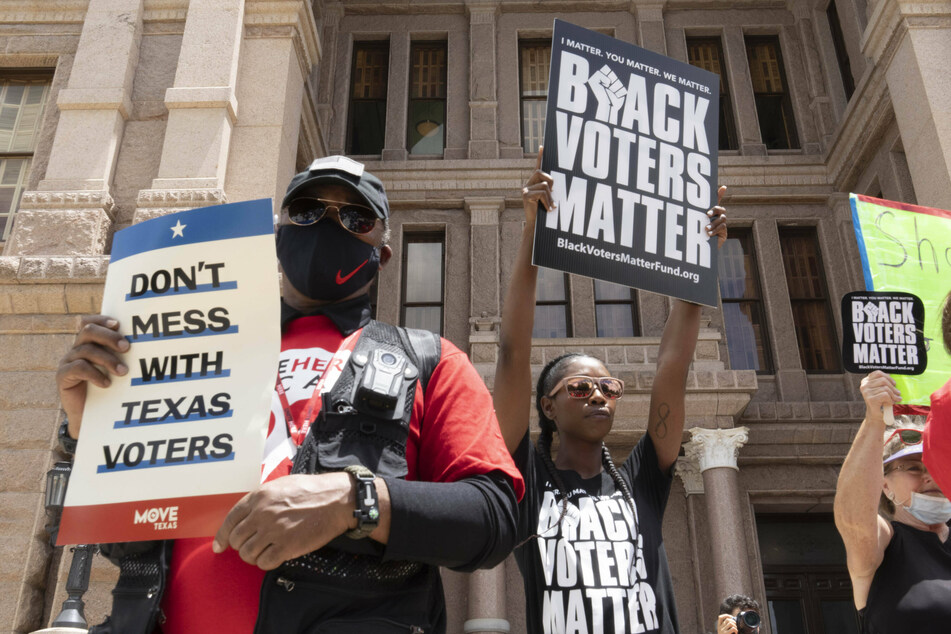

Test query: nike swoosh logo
[335,258,370,285]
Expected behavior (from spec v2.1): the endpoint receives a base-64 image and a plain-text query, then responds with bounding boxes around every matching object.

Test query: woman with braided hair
[495,149,727,634]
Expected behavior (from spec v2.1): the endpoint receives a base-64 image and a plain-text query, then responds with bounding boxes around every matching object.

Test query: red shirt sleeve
[406,339,525,500]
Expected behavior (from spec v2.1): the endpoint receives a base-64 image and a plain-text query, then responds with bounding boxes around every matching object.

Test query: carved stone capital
[464,198,504,226]
[20,190,115,214]
[684,427,749,472]
[0,0,87,24]
[470,312,500,333]
[466,1,500,23]
[133,188,228,223]
[7,190,116,255]
[674,456,704,495]
[143,0,189,25]
[5,209,114,256]
[632,2,666,22]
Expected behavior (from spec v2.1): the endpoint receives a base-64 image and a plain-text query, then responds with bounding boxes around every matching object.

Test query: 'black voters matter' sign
[841,291,927,375]
[534,20,720,306]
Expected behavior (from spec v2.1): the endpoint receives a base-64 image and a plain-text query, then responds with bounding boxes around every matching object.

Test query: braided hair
[525,353,637,543]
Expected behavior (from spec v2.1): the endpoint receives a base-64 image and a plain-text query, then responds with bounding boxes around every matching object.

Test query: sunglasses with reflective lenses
[284,197,379,235]
[547,376,624,400]
[886,428,924,446]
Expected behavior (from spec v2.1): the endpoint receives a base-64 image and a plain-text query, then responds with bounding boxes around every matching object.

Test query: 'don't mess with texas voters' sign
[58,199,281,544]
[534,20,721,306]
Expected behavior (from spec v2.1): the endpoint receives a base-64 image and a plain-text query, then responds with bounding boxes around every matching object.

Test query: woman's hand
[706,185,728,247]
[860,371,901,423]
[522,147,554,225]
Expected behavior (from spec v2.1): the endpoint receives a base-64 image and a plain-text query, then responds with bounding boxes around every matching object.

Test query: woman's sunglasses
[284,197,379,235]
[547,376,624,400]
[885,428,923,446]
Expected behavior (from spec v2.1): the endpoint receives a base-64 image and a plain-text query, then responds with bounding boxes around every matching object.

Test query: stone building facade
[1,0,949,633]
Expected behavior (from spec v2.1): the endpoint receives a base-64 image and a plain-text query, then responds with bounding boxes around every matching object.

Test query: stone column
[792,6,835,152]
[466,1,501,159]
[464,565,510,634]
[134,0,245,221]
[465,197,503,370]
[316,3,344,141]
[6,0,144,255]
[863,0,951,210]
[225,1,318,204]
[632,2,668,55]
[722,27,766,156]
[683,427,753,604]
[674,456,708,630]
[381,31,410,161]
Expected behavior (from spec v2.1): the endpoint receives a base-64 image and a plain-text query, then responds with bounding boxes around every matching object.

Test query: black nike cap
[282,156,389,220]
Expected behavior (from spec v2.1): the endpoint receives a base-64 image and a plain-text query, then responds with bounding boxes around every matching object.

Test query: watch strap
[58,418,77,455]
[344,465,379,539]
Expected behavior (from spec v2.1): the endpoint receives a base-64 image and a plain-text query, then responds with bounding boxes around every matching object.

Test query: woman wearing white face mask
[835,370,951,633]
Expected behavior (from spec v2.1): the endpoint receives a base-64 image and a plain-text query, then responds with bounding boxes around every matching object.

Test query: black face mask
[276,221,381,301]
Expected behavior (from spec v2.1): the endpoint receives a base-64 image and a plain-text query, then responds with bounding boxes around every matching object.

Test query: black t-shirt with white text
[513,433,678,634]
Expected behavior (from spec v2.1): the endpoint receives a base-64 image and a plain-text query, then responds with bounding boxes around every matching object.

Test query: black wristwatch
[58,418,77,455]
[344,465,379,539]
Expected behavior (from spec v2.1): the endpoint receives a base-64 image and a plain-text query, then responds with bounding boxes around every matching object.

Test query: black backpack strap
[397,326,441,393]
[361,320,440,393]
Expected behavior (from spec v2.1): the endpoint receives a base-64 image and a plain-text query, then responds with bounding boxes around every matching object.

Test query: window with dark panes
[408,42,447,156]
[718,228,773,372]
[347,42,389,156]
[401,233,444,335]
[779,227,840,372]
[686,37,738,151]
[519,40,551,155]
[745,36,800,150]
[594,280,639,337]
[533,267,570,338]
[0,75,50,242]
[757,514,859,634]
[827,1,855,100]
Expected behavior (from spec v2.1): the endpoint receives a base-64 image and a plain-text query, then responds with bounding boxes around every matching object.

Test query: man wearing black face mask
[56,156,523,633]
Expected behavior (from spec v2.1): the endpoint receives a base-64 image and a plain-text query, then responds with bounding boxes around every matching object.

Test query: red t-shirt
[161,315,522,632]
[924,378,951,496]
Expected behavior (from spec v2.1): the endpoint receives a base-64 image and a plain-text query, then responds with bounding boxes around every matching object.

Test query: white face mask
[895,491,951,525]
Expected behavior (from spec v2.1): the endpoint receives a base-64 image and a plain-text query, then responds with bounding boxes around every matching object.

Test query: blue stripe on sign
[110,199,273,263]
[97,453,236,473]
[849,194,875,291]
[126,325,239,343]
[113,410,234,429]
[131,369,231,386]
[125,281,239,301]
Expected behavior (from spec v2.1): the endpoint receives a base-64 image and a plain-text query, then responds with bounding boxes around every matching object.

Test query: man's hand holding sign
[212,470,390,570]
[57,315,130,439]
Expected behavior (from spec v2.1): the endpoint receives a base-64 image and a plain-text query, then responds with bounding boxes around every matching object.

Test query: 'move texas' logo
[134,505,179,530]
